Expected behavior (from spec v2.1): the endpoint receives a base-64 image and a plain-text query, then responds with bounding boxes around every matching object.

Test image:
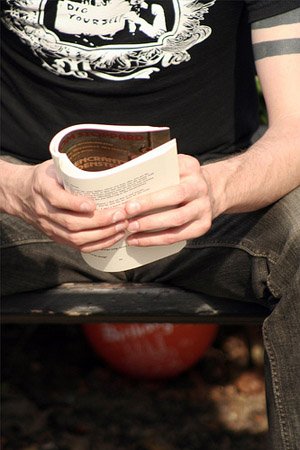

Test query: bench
[1,282,269,325]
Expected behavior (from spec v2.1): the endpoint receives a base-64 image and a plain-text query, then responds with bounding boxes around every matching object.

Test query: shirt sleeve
[245,0,300,23]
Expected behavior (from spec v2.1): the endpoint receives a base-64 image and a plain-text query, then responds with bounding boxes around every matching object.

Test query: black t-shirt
[1,0,299,163]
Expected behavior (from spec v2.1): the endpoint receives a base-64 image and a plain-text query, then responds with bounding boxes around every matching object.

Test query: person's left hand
[125,154,214,247]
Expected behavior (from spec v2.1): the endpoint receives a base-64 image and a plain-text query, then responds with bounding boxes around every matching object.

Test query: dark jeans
[1,173,299,449]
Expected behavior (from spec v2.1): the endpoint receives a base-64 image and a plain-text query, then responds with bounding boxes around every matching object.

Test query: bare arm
[125,9,300,246]
[203,8,300,217]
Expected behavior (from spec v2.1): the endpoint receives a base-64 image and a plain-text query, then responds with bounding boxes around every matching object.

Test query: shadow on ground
[1,324,268,450]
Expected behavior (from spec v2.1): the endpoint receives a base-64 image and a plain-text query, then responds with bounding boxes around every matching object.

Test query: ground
[2,324,268,450]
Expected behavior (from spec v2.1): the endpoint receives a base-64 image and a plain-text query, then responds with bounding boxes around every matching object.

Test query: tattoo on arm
[253,39,300,60]
[252,7,300,61]
[252,8,300,29]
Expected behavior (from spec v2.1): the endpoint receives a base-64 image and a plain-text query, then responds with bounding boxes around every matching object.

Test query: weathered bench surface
[1,282,269,325]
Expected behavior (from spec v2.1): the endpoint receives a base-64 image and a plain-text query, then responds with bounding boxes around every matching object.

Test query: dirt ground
[1,324,268,450]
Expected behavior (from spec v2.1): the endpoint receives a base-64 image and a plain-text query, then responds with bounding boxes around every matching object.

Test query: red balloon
[82,323,219,379]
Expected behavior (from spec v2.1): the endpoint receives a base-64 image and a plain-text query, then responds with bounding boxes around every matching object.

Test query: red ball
[82,323,219,379]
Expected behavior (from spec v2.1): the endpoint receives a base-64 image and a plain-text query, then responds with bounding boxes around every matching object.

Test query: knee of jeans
[245,187,299,300]
[266,188,300,298]
[1,213,51,247]
[266,187,299,236]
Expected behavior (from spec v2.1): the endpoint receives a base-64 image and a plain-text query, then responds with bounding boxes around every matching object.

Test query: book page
[62,143,175,209]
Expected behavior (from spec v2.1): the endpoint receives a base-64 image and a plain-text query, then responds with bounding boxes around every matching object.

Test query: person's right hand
[1,160,128,252]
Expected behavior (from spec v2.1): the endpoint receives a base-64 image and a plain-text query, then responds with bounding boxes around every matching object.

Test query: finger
[125,182,199,218]
[127,199,205,233]
[52,230,126,253]
[126,219,211,247]
[80,232,126,253]
[44,204,127,232]
[39,215,128,248]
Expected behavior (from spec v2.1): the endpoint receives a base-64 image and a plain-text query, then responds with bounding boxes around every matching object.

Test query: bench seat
[1,282,269,325]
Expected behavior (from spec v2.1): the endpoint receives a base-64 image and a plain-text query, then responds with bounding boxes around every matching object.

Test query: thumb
[47,180,96,213]
[44,160,97,212]
[60,189,96,213]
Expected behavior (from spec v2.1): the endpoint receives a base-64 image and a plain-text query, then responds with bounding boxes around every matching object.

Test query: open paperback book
[49,123,186,272]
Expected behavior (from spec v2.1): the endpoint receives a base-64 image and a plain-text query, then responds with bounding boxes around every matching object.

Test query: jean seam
[186,240,279,264]
[263,321,292,450]
[266,277,282,298]
[1,238,53,249]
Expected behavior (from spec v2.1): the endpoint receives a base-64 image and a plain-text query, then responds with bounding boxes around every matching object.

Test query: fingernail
[127,221,139,232]
[80,202,94,212]
[126,201,141,215]
[112,210,126,223]
[115,222,126,232]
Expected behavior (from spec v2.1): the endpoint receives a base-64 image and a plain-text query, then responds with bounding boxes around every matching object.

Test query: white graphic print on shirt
[2,0,216,80]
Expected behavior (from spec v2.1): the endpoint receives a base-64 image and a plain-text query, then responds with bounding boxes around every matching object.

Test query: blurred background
[2,322,267,450]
